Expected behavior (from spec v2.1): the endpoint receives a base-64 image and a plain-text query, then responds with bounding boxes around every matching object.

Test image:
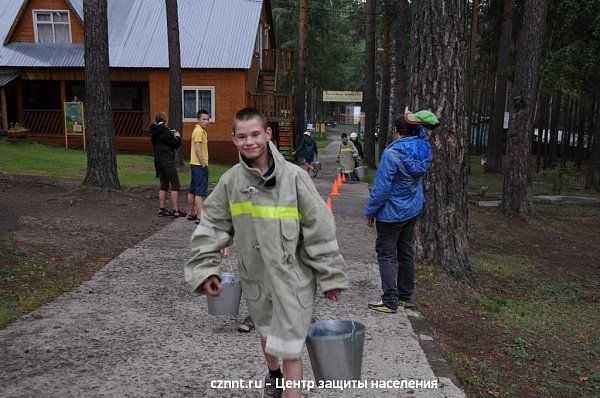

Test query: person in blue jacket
[365,110,438,313]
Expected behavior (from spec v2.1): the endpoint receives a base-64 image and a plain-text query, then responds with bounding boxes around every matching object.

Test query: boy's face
[342,136,348,144]
[231,117,272,162]
[197,113,210,127]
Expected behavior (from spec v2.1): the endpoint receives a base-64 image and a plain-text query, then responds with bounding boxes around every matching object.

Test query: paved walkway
[0,135,465,397]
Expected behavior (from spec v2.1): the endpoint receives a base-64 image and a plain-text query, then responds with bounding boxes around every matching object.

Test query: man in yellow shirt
[187,109,210,222]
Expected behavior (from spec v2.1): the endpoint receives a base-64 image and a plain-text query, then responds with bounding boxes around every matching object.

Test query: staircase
[258,71,276,93]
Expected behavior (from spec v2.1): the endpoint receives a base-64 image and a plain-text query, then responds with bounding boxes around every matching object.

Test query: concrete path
[0,134,465,398]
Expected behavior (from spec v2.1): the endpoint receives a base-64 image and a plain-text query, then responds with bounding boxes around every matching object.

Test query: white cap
[303,131,311,136]
[350,132,358,139]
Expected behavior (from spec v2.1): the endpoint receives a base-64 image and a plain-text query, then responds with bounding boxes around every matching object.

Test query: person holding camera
[150,112,187,218]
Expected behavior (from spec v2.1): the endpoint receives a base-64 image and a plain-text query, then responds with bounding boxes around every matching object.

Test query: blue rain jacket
[365,126,432,223]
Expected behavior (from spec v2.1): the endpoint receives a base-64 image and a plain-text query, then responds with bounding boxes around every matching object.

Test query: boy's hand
[202,276,222,297]
[366,219,374,228]
[325,289,341,301]
[221,247,229,258]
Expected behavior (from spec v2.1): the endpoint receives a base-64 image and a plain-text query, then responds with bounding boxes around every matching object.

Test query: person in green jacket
[185,108,348,398]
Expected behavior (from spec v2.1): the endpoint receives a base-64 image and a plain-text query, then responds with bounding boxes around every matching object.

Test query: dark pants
[375,216,418,310]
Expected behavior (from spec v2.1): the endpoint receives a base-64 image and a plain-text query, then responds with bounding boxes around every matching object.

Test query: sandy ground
[0,137,465,397]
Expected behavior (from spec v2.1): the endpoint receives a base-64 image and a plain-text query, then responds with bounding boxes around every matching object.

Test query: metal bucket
[354,166,367,180]
[207,273,241,317]
[312,160,322,171]
[306,320,365,382]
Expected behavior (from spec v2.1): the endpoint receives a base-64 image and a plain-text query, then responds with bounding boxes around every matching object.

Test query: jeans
[375,216,418,310]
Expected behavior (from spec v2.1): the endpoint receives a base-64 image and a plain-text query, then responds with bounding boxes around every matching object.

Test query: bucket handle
[314,294,357,337]
[340,298,357,337]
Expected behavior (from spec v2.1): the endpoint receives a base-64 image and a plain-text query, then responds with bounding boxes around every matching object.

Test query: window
[33,10,72,43]
[182,86,215,122]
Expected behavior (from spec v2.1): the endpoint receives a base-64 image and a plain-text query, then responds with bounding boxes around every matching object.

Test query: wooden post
[16,79,23,125]
[60,80,67,147]
[0,87,8,132]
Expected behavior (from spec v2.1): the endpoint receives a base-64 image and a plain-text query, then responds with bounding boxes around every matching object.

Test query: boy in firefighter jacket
[185,108,348,398]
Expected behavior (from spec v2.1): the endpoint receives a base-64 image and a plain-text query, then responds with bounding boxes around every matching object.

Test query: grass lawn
[468,155,600,199]
[0,139,232,186]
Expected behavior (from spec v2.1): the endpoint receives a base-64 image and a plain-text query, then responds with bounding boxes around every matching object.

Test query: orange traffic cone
[337,173,343,186]
[330,180,339,196]
[326,197,332,212]
[341,173,346,183]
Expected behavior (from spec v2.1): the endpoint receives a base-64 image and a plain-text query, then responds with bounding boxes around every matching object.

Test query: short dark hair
[394,118,418,136]
[155,112,167,124]
[232,108,268,132]
[197,109,209,118]
[341,132,348,138]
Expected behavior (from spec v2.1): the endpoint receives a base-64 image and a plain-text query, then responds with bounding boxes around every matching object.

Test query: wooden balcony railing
[248,93,293,119]
[22,109,149,137]
[113,110,150,137]
[262,49,293,75]
[23,109,63,135]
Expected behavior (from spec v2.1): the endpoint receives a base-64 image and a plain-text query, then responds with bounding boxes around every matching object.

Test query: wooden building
[0,0,294,162]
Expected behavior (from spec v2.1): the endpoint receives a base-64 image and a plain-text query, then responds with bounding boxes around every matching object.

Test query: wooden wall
[148,69,246,163]
[9,0,84,43]
[20,67,247,163]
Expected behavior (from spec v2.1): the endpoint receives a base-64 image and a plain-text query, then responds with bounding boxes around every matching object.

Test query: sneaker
[157,208,172,217]
[263,373,283,398]
[368,301,397,313]
[398,300,415,309]
[172,210,187,218]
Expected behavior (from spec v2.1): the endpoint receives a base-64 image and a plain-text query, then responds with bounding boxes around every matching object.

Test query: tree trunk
[392,0,408,117]
[485,0,516,173]
[166,0,183,165]
[82,0,120,188]
[561,96,572,167]
[475,59,490,155]
[295,0,308,147]
[378,1,393,161]
[502,0,548,216]
[576,97,585,169]
[549,90,561,167]
[363,0,377,167]
[466,0,480,163]
[409,0,474,283]
[585,95,600,191]
[535,95,549,173]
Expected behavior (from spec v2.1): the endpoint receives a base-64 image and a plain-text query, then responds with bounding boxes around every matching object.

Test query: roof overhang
[0,68,20,86]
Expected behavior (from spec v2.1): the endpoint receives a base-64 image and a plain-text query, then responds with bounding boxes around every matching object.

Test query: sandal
[237,316,255,333]
[158,208,172,217]
[172,210,187,218]
[187,214,198,221]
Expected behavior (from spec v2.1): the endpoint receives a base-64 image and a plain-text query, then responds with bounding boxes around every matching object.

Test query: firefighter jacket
[185,141,348,359]
[336,140,359,173]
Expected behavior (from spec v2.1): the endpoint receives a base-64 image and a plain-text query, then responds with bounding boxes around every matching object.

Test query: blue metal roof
[0,0,263,69]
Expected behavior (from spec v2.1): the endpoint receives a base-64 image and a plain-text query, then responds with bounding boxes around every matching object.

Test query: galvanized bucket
[306,320,366,382]
[354,166,367,180]
[312,159,322,171]
[207,273,241,317]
